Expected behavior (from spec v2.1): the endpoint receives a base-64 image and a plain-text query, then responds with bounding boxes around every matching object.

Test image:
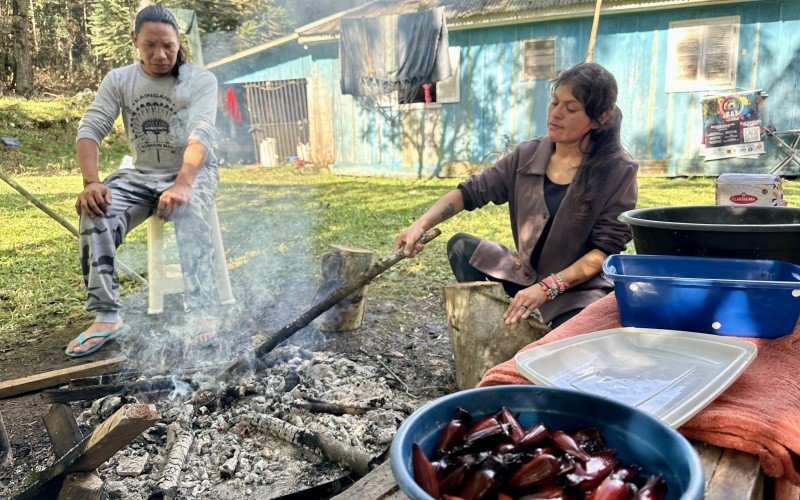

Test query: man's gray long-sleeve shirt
[77,62,218,173]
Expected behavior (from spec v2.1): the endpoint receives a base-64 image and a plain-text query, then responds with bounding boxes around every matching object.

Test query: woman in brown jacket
[394,62,638,329]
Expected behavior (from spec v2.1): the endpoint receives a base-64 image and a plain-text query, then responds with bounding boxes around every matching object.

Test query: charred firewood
[41,377,187,404]
[258,415,378,477]
[149,405,194,500]
[220,229,442,379]
[296,398,369,416]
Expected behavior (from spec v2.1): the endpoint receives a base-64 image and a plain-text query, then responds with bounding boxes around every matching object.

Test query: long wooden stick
[0,170,146,284]
[219,229,442,378]
[585,0,603,62]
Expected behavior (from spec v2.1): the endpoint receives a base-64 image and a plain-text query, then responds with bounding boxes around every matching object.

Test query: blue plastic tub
[390,385,704,500]
[604,254,800,338]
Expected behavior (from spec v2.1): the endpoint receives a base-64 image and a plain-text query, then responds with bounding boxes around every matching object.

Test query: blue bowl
[390,386,704,500]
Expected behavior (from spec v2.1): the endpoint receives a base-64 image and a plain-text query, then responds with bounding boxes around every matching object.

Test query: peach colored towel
[478,293,800,493]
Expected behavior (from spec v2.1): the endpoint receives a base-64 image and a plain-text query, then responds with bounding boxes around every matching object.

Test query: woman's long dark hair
[134,4,187,77]
[549,62,627,221]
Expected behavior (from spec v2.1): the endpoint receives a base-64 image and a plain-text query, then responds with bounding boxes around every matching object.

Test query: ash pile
[18,340,433,500]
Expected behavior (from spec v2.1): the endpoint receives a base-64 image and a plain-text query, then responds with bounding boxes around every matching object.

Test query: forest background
[0,0,368,96]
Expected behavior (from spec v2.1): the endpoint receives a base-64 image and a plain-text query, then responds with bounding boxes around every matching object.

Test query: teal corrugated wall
[214,0,800,177]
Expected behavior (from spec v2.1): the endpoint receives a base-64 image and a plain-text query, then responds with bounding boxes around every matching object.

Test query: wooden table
[333,441,765,499]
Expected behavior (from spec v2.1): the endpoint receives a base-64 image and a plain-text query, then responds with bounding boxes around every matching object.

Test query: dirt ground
[0,267,458,498]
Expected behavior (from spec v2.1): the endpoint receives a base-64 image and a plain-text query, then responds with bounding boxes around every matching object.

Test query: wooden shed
[208,0,800,177]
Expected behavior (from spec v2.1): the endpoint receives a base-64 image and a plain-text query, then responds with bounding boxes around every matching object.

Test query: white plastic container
[259,138,278,167]
[716,173,784,206]
[515,327,757,428]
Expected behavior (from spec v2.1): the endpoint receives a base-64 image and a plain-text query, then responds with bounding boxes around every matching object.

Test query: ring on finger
[520,305,528,310]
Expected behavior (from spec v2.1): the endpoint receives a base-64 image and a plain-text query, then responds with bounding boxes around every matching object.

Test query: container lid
[515,327,757,428]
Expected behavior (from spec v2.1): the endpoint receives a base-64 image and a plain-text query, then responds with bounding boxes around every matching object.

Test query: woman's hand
[503,284,548,325]
[393,223,427,257]
[76,181,111,218]
[157,182,192,220]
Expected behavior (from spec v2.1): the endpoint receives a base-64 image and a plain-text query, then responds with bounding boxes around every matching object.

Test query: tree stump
[444,281,550,390]
[315,245,377,331]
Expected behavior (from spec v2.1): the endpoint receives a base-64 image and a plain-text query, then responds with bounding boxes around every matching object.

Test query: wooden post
[43,404,104,500]
[585,0,604,62]
[315,245,377,331]
[43,404,83,458]
[444,282,550,390]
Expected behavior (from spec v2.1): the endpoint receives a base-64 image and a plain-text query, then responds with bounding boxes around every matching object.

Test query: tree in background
[0,0,371,94]
[88,0,138,68]
[11,0,34,95]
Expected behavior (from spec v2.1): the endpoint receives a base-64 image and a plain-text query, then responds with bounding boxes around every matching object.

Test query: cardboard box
[715,173,784,207]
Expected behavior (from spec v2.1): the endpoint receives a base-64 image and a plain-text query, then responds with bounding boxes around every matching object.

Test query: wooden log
[0,356,127,400]
[56,472,103,500]
[315,245,377,331]
[296,400,368,416]
[43,404,83,458]
[0,411,12,468]
[444,281,550,390]
[13,403,159,500]
[42,378,179,404]
[258,415,377,477]
[220,229,441,379]
[150,405,194,500]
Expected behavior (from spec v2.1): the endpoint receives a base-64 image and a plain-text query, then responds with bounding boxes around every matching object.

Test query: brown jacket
[458,137,638,323]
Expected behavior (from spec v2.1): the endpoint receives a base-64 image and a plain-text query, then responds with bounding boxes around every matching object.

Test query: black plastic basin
[619,206,800,264]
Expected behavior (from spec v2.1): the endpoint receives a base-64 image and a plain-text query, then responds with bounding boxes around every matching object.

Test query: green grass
[0,95,129,175]
[2,166,796,347]
[1,95,798,354]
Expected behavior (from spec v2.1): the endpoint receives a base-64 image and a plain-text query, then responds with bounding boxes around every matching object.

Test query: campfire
[0,231,452,499]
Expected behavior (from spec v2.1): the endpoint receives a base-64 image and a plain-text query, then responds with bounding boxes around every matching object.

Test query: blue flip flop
[65,327,125,358]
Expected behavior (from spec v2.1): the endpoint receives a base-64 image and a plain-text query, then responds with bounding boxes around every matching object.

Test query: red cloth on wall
[225,87,242,122]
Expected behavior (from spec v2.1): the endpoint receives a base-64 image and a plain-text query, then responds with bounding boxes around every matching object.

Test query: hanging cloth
[340,7,451,102]
[225,87,242,122]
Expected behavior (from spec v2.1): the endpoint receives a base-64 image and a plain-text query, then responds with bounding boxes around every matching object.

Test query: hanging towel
[340,7,451,102]
[478,293,800,495]
[225,87,242,122]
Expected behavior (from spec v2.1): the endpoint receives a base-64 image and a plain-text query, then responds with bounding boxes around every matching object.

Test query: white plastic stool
[146,203,235,314]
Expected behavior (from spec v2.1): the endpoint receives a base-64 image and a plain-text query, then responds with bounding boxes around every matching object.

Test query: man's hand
[158,182,192,220]
[393,223,427,257]
[76,181,111,218]
[503,284,548,325]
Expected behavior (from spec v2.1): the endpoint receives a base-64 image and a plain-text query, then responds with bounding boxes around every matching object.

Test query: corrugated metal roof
[298,0,595,38]
[296,0,734,39]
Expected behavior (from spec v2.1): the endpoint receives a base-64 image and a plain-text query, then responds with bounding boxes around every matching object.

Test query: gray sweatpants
[78,166,219,323]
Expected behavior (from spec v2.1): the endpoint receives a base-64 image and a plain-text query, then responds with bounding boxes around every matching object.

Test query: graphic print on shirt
[129,94,179,163]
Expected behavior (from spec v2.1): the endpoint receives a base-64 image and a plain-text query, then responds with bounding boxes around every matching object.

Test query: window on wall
[522,38,556,81]
[666,16,740,92]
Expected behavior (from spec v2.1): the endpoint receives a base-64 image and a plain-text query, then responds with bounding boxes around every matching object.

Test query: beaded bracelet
[538,273,571,301]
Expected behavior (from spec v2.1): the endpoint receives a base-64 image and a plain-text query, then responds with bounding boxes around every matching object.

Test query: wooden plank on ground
[0,356,127,399]
[331,460,400,500]
[704,448,763,500]
[690,439,724,493]
[13,403,159,500]
[43,403,83,458]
